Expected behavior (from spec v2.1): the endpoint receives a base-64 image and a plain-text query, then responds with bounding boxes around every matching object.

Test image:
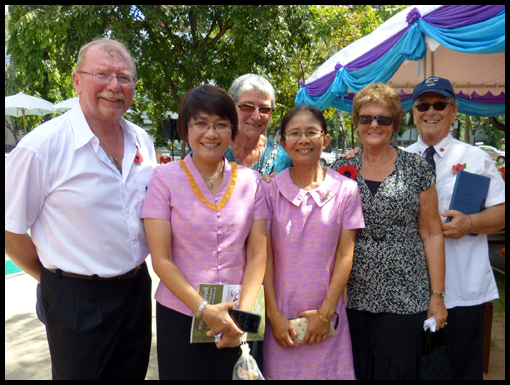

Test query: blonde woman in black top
[332,83,447,380]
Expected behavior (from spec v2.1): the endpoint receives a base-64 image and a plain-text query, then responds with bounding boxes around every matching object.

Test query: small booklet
[190,284,265,343]
[447,169,490,236]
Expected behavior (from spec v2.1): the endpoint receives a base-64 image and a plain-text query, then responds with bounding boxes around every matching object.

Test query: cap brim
[413,89,455,101]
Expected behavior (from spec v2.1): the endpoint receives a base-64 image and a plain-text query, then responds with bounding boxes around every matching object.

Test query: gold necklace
[198,167,224,190]
[290,167,325,189]
[232,140,262,168]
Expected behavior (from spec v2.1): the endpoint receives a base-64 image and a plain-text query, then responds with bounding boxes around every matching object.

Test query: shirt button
[218,266,223,271]
[215,197,220,203]
[217,212,221,218]
[217,247,222,253]
[217,230,222,236]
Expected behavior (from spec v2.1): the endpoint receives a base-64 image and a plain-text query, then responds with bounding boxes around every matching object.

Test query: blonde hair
[75,38,136,78]
[352,83,403,134]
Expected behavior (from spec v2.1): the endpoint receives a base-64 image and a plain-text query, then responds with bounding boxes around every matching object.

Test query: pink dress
[263,168,365,380]
[140,154,268,316]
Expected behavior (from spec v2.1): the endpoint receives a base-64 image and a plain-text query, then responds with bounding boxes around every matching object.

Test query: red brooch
[440,148,445,152]
[135,146,144,164]
[452,163,466,174]
[337,165,358,180]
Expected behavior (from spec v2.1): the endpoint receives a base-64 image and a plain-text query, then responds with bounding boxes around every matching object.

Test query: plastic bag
[232,339,264,380]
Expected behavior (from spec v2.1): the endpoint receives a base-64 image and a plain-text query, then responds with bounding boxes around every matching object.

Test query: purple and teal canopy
[296,5,505,117]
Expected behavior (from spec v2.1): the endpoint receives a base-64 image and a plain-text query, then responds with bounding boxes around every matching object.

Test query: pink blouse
[141,154,268,316]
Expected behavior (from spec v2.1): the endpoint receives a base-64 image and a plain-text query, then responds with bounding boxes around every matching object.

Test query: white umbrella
[53,96,134,114]
[5,91,55,134]
[53,96,80,112]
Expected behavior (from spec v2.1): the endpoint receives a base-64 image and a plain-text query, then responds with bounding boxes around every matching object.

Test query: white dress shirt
[5,104,157,277]
[406,134,505,308]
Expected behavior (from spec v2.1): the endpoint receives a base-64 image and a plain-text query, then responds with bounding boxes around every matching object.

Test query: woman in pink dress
[141,85,267,380]
[263,105,365,380]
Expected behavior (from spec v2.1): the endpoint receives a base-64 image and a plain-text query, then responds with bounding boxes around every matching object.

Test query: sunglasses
[236,103,273,115]
[414,102,453,112]
[357,115,394,126]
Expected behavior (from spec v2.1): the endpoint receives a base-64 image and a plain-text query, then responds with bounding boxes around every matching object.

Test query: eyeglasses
[285,130,324,141]
[236,103,273,115]
[357,115,395,126]
[414,102,454,112]
[77,71,137,88]
[187,122,232,134]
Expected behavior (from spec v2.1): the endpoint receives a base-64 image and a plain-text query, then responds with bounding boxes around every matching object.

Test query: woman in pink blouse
[263,105,365,380]
[141,85,267,380]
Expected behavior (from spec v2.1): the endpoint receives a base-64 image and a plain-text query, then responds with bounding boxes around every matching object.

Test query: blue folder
[446,169,491,236]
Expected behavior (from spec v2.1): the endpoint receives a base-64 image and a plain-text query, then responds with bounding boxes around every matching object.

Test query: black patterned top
[332,148,436,314]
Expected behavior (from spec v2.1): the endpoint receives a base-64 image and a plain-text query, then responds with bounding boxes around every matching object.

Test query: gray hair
[75,38,137,78]
[229,74,275,109]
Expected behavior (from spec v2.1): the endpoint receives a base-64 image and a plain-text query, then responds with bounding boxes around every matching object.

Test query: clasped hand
[270,310,330,349]
[202,301,243,349]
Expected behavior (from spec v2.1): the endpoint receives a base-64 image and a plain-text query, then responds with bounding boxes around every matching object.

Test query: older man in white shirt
[5,38,157,380]
[406,77,505,380]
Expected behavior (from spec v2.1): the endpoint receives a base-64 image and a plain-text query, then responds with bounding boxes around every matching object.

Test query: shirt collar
[274,168,337,207]
[70,103,95,151]
[69,102,141,152]
[416,133,453,158]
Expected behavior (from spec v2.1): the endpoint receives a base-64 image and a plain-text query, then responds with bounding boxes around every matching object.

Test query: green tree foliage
[10,5,457,149]
[7,5,314,145]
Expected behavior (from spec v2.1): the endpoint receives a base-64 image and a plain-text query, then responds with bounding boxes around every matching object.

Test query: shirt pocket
[134,166,154,218]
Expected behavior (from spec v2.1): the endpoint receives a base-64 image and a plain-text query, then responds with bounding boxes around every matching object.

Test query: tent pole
[421,51,426,81]
[22,110,27,135]
[431,51,434,77]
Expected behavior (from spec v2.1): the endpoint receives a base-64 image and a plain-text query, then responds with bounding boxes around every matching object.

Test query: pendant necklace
[198,167,224,190]
[98,127,122,172]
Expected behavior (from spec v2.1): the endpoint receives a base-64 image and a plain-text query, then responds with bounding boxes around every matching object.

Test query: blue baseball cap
[413,77,455,101]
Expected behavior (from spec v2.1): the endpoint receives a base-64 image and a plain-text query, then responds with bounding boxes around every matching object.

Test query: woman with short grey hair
[225,74,291,175]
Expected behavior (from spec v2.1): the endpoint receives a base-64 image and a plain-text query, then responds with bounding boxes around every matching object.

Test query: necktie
[424,146,436,171]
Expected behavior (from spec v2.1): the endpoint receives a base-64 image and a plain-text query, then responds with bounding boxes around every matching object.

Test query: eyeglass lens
[414,102,451,112]
[188,123,231,132]
[286,131,323,140]
[238,104,273,114]
[357,116,394,126]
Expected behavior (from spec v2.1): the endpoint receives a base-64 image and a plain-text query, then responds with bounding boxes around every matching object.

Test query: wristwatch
[431,290,446,297]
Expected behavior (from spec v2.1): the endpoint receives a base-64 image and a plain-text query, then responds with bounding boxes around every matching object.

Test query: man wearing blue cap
[407,76,505,380]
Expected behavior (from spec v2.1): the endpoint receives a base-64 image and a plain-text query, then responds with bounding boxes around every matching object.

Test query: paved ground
[5,256,160,381]
[5,256,505,380]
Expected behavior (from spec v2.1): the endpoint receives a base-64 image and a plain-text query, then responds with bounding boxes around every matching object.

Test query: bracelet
[196,300,208,320]
[317,309,330,323]
[467,214,473,234]
[431,291,446,297]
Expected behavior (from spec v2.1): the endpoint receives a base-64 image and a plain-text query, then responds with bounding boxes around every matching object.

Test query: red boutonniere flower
[134,146,144,164]
[452,163,466,174]
[440,148,445,152]
[337,165,358,180]
[497,166,505,181]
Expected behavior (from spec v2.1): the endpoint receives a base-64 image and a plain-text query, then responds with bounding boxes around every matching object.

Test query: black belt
[358,225,419,242]
[48,264,142,280]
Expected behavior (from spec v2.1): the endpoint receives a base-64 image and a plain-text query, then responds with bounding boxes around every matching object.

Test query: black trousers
[40,263,152,380]
[431,303,486,380]
[347,309,427,380]
[156,303,262,380]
